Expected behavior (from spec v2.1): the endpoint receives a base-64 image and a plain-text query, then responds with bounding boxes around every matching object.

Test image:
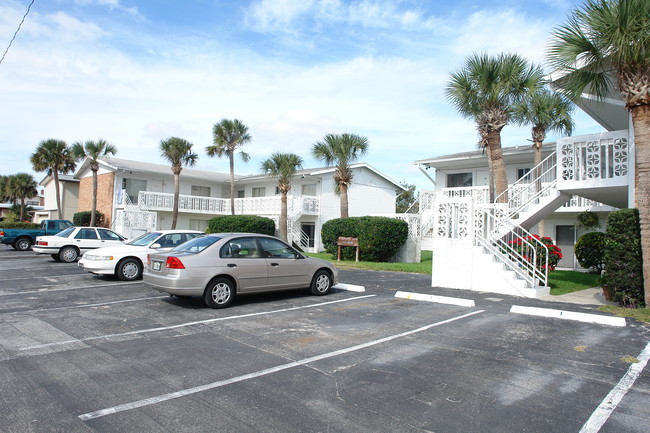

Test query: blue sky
[0,0,603,191]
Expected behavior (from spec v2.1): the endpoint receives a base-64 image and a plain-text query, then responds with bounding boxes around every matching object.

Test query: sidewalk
[541,287,617,306]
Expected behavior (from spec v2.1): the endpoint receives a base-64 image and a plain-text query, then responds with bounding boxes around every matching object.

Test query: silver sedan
[143,233,338,308]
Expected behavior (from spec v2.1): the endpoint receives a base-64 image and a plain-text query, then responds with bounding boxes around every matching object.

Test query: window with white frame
[446,172,472,188]
[301,184,317,196]
[191,185,211,197]
[252,187,266,197]
[517,168,532,182]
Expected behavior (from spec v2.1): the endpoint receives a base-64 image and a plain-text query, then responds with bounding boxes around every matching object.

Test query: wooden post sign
[337,236,360,262]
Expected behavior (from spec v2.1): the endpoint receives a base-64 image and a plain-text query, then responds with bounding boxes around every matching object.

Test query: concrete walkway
[541,287,617,306]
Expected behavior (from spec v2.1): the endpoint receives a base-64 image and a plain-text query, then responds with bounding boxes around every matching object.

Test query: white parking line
[579,340,650,433]
[20,295,377,351]
[0,280,141,296]
[510,305,626,327]
[395,291,475,307]
[78,309,486,420]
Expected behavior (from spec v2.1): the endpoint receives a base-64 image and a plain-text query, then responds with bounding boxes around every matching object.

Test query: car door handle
[270,263,279,267]
[227,264,237,268]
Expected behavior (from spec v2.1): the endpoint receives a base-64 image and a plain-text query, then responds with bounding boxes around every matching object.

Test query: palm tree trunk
[485,145,495,202]
[280,192,288,242]
[90,170,97,227]
[631,105,650,307]
[19,198,25,221]
[171,173,180,230]
[53,171,63,219]
[487,131,509,203]
[340,183,349,218]
[229,155,235,215]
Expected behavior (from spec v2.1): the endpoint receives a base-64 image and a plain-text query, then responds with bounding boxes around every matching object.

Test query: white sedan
[33,227,127,263]
[78,230,203,281]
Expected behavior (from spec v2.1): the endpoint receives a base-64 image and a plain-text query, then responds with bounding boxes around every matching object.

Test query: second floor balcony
[132,191,320,217]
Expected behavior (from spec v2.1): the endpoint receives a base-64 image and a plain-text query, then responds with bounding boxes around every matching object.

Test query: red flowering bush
[507,235,562,273]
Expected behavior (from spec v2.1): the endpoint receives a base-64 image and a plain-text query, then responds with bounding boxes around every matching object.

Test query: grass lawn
[307,250,432,275]
[547,270,601,296]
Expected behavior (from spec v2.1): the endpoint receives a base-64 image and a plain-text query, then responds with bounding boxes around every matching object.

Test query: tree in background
[7,173,38,221]
[312,133,369,218]
[260,152,304,242]
[160,137,198,230]
[396,183,419,213]
[30,139,76,219]
[72,139,117,227]
[207,119,251,215]
[548,0,650,307]
[446,53,542,202]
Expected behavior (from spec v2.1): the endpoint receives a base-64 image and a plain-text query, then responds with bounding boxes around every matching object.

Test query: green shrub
[206,215,275,235]
[602,208,644,307]
[574,231,606,273]
[0,221,40,229]
[73,211,105,227]
[321,216,408,262]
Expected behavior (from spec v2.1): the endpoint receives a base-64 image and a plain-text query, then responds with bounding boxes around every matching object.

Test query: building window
[446,173,472,188]
[517,168,532,182]
[191,185,211,197]
[252,187,266,197]
[123,178,147,204]
[301,184,317,196]
[275,186,281,195]
[237,190,245,198]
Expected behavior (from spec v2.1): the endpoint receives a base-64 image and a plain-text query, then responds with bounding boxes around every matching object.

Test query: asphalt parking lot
[0,247,648,433]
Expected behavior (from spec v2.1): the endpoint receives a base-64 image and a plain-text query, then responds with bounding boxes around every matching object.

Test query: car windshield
[127,232,162,246]
[172,235,219,254]
[55,228,75,238]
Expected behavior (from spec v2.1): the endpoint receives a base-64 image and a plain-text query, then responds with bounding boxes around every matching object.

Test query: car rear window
[172,235,218,254]
[55,228,75,238]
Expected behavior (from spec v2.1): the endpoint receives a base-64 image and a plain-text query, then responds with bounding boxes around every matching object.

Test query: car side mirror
[150,243,162,249]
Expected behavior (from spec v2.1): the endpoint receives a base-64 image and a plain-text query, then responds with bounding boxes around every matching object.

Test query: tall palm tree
[30,139,76,219]
[206,119,251,215]
[9,173,38,221]
[260,152,304,242]
[160,137,198,230]
[548,0,650,306]
[312,133,369,218]
[0,175,10,203]
[72,139,117,227]
[446,53,543,202]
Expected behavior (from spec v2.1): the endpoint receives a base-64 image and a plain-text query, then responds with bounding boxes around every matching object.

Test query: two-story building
[71,156,405,252]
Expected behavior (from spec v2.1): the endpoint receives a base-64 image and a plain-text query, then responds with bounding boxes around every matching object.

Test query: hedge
[73,211,105,227]
[602,208,644,307]
[0,222,40,229]
[574,231,605,273]
[206,215,276,236]
[321,216,408,262]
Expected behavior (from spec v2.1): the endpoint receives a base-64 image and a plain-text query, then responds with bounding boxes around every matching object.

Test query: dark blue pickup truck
[0,219,74,251]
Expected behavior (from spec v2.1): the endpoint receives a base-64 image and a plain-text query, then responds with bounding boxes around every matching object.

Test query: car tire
[310,269,332,296]
[15,237,32,251]
[59,246,79,263]
[117,258,142,281]
[204,277,235,309]
[51,254,61,262]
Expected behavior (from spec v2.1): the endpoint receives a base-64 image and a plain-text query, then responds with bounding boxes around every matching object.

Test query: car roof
[152,230,204,234]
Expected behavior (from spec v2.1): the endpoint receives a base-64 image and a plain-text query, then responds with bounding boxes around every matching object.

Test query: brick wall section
[78,172,115,227]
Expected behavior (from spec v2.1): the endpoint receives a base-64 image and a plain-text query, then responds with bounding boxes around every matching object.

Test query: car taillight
[0,231,4,236]
[37,241,48,246]
[147,254,151,265]
[166,256,185,269]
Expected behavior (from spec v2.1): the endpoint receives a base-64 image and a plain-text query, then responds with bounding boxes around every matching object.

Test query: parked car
[33,227,127,263]
[78,230,204,281]
[143,233,338,308]
[0,219,74,251]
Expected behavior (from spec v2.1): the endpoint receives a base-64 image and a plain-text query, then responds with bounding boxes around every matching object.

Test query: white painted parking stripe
[333,283,365,292]
[579,340,650,433]
[78,309,486,420]
[395,291,475,307]
[20,295,377,351]
[0,280,141,296]
[510,305,626,327]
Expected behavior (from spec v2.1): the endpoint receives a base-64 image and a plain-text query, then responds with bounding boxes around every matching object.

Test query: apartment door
[301,223,315,248]
[555,225,575,269]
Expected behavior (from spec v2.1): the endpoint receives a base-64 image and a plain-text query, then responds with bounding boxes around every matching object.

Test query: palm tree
[206,119,251,215]
[0,175,10,202]
[160,137,198,230]
[8,173,38,221]
[446,53,543,202]
[260,152,304,242]
[547,0,650,306]
[312,133,369,218]
[30,139,76,219]
[72,139,117,227]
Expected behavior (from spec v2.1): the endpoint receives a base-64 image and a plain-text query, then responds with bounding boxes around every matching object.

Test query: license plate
[153,261,161,271]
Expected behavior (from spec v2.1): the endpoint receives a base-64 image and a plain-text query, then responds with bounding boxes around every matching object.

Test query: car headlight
[84,255,114,261]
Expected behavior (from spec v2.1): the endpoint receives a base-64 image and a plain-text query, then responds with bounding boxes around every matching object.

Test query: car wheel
[117,258,142,281]
[59,246,79,263]
[15,237,32,251]
[204,277,235,309]
[51,254,61,262]
[310,270,332,296]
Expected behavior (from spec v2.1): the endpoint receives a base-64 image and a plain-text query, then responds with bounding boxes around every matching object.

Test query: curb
[510,305,626,327]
